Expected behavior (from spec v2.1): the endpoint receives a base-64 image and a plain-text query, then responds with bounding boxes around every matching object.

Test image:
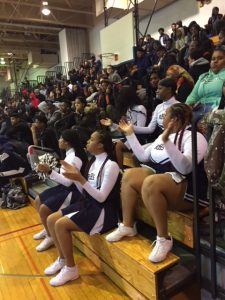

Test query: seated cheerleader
[33,129,87,252]
[106,103,208,263]
[132,78,179,143]
[44,130,120,286]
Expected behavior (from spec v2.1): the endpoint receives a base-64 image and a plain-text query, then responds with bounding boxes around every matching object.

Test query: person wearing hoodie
[186,46,225,110]
[188,49,210,83]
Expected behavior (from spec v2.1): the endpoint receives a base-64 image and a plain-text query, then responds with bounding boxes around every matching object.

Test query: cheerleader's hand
[118,119,133,136]
[60,160,86,185]
[100,118,112,127]
[37,163,51,174]
[161,119,176,143]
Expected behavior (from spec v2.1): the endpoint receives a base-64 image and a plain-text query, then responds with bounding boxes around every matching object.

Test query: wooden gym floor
[0,205,129,300]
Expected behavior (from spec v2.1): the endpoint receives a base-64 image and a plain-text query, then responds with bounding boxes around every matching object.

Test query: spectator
[218,27,225,46]
[106,65,121,83]
[171,23,177,41]
[166,65,194,102]
[5,111,33,156]
[28,115,60,169]
[158,28,170,47]
[207,6,223,36]
[186,46,225,111]
[188,49,210,82]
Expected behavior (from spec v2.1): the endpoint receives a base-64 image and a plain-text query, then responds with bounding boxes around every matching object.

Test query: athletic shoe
[148,235,173,263]
[36,236,54,252]
[106,223,137,242]
[44,257,65,275]
[33,229,47,240]
[50,265,79,286]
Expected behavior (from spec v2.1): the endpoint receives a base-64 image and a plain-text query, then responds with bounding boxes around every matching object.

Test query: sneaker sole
[106,232,137,243]
[50,274,80,286]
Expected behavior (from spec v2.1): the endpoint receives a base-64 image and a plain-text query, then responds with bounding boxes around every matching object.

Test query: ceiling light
[42,1,51,16]
[42,7,51,15]
[7,53,13,56]
[0,61,6,65]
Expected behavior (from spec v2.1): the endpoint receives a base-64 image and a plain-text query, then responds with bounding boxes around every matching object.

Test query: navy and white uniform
[112,105,147,132]
[133,97,178,134]
[39,148,82,212]
[126,128,208,206]
[62,152,120,235]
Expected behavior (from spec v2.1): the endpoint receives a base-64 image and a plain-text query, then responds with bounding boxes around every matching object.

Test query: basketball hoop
[100,53,119,67]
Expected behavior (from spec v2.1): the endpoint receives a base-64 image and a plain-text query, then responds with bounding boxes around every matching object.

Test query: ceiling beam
[0,0,95,15]
[0,16,93,28]
[0,27,58,35]
[0,21,61,31]
[1,37,58,45]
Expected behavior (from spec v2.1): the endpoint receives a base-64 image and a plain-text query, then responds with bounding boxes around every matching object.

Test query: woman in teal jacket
[186,46,225,111]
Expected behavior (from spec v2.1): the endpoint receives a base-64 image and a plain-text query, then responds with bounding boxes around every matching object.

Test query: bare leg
[39,204,53,236]
[115,141,128,169]
[55,217,82,267]
[34,196,41,212]
[121,167,154,227]
[141,174,191,237]
[47,211,64,257]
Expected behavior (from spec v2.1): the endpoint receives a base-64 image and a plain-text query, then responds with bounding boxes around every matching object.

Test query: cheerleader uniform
[133,97,178,135]
[39,148,82,212]
[61,152,120,235]
[126,127,209,206]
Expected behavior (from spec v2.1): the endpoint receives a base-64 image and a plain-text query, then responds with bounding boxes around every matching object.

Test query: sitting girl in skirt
[106,103,208,263]
[33,129,87,251]
[44,130,120,286]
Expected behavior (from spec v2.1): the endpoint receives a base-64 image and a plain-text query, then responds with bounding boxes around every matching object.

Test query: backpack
[204,110,225,199]
[0,183,28,210]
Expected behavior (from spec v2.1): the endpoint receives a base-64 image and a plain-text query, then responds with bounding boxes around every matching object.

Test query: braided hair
[169,103,192,151]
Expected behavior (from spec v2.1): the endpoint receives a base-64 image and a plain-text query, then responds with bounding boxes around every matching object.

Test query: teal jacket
[186,68,225,108]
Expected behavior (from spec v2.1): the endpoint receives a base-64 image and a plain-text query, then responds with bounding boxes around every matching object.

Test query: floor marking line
[0,223,41,238]
[17,236,54,300]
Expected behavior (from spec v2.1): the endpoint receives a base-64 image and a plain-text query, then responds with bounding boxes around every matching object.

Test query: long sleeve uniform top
[134,97,178,134]
[50,148,82,190]
[112,105,147,131]
[126,129,207,175]
[81,152,120,203]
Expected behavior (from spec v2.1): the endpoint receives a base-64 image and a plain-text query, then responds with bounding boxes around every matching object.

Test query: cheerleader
[33,129,87,252]
[44,130,120,286]
[106,103,208,263]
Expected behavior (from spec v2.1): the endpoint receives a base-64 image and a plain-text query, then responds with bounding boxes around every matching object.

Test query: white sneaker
[36,236,54,252]
[148,235,173,263]
[106,223,137,242]
[44,257,65,275]
[33,229,47,240]
[50,265,79,286]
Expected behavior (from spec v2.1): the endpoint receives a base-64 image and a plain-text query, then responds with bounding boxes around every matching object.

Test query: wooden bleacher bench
[73,231,180,300]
